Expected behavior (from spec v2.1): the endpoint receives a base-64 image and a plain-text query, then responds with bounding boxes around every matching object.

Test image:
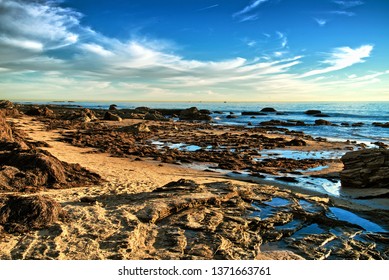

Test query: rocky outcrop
[25,106,55,118]
[315,119,332,126]
[104,112,122,121]
[144,111,168,121]
[305,110,321,115]
[109,104,118,110]
[373,122,389,128]
[0,110,13,142]
[340,149,389,188]
[179,107,212,121]
[0,148,102,192]
[260,107,277,112]
[0,195,64,233]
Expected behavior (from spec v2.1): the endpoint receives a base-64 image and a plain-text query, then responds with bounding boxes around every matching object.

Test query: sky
[0,0,388,102]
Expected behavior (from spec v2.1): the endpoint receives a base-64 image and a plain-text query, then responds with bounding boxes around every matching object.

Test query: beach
[0,101,388,260]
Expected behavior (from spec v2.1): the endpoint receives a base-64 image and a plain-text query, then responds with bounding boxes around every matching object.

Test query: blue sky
[0,0,388,101]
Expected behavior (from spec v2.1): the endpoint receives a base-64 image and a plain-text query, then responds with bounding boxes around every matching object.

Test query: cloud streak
[301,45,373,78]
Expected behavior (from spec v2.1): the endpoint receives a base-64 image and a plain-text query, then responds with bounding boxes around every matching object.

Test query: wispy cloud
[333,1,364,8]
[197,4,219,12]
[314,18,327,26]
[330,11,355,16]
[300,45,373,78]
[233,0,269,21]
[276,31,288,48]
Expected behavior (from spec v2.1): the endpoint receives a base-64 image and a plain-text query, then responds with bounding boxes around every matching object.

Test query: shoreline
[1,102,388,260]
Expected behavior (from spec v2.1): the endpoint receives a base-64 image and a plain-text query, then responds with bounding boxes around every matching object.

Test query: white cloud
[301,45,373,78]
[0,36,43,51]
[81,43,114,57]
[314,18,327,26]
[233,0,269,18]
[276,31,288,48]
[333,1,364,8]
[330,11,355,16]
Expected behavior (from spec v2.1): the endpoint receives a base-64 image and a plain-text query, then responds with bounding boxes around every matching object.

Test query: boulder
[179,107,212,121]
[25,106,55,117]
[315,119,332,126]
[0,195,63,233]
[305,110,321,115]
[109,104,118,110]
[144,111,168,121]
[104,111,122,121]
[372,122,389,128]
[340,149,389,188]
[0,110,13,142]
[260,107,277,112]
[0,100,14,109]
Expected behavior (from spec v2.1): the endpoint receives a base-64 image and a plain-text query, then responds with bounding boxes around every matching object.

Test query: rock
[340,149,389,188]
[314,113,330,117]
[315,119,332,126]
[25,106,55,117]
[372,122,389,128]
[0,148,102,191]
[134,107,150,114]
[241,111,267,116]
[226,115,238,119]
[286,138,307,146]
[109,104,118,110]
[260,107,277,112]
[341,122,350,126]
[0,100,14,109]
[0,195,63,233]
[372,142,388,149]
[118,123,151,133]
[144,111,168,121]
[104,111,122,121]
[305,110,321,115]
[352,122,364,127]
[179,107,212,121]
[0,110,13,142]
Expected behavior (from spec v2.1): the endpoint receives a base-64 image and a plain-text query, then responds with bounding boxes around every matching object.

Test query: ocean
[18,101,389,145]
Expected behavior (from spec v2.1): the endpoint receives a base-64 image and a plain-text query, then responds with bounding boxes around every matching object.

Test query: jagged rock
[0,100,14,109]
[118,123,151,133]
[260,107,277,112]
[25,106,55,117]
[0,195,64,233]
[340,149,389,188]
[104,112,122,121]
[352,122,364,127]
[179,107,212,121]
[305,110,321,115]
[109,104,118,110]
[315,119,332,126]
[373,122,389,128]
[0,110,13,142]
[286,138,307,146]
[0,148,102,191]
[144,111,168,121]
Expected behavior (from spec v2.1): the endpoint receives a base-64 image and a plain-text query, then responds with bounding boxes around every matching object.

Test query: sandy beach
[0,102,388,260]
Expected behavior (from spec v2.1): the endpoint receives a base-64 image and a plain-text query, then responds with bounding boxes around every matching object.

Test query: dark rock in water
[104,111,122,121]
[314,113,330,117]
[372,142,388,149]
[276,112,287,115]
[144,111,168,121]
[341,122,350,126]
[260,107,277,112]
[179,107,212,121]
[214,111,223,114]
[305,110,321,115]
[352,122,364,127]
[0,195,63,233]
[372,122,389,128]
[109,104,118,110]
[340,149,389,188]
[0,110,13,142]
[199,109,212,115]
[276,176,299,183]
[315,119,332,126]
[226,115,238,119]
[0,148,102,191]
[241,111,267,116]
